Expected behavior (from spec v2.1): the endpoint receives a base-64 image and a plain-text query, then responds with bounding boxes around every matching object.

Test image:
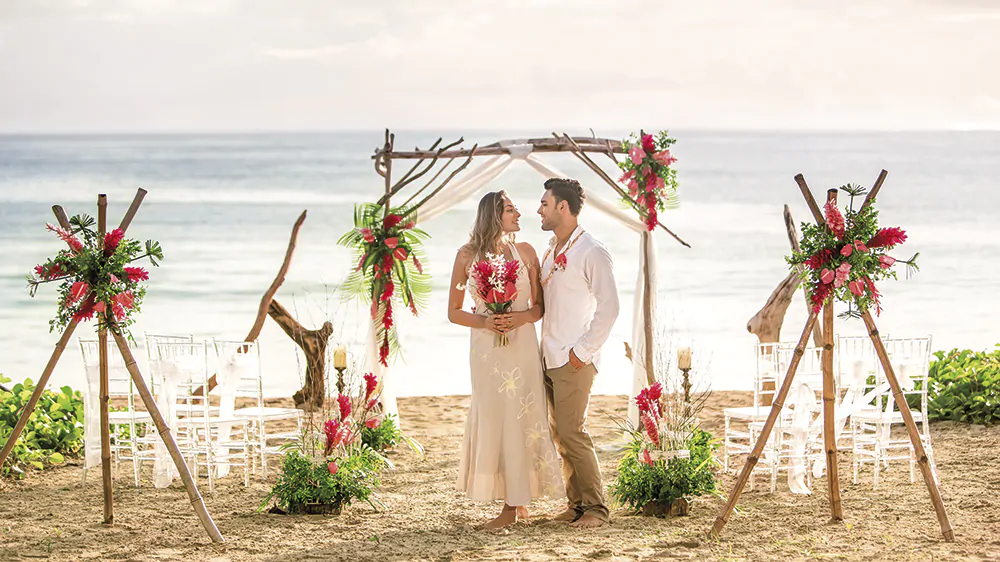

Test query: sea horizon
[2,129,998,399]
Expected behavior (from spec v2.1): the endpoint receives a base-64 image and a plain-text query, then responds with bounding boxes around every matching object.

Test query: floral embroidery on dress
[517,392,536,420]
[525,421,546,447]
[498,367,523,398]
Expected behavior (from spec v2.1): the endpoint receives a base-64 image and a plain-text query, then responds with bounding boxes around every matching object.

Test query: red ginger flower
[379,333,390,366]
[328,461,339,475]
[804,249,833,270]
[103,228,124,256]
[824,201,845,239]
[366,418,381,429]
[382,300,393,329]
[337,394,352,422]
[123,266,149,283]
[412,255,423,274]
[381,280,394,302]
[364,373,378,401]
[641,414,660,446]
[810,282,832,314]
[383,214,403,230]
[641,134,656,153]
[47,224,83,253]
[73,294,98,321]
[866,227,907,249]
[642,449,654,467]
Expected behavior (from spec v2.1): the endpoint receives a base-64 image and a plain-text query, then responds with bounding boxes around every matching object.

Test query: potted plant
[259,373,391,515]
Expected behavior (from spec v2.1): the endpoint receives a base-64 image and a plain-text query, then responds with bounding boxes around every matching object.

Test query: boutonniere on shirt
[553,253,568,270]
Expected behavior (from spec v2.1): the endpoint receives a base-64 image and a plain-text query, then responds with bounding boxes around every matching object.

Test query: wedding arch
[353,130,691,428]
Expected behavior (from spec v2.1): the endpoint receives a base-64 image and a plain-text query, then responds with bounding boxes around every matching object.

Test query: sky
[0,0,998,132]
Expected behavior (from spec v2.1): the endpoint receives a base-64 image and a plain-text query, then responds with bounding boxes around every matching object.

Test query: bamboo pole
[117,188,148,232]
[820,189,843,521]
[641,231,656,386]
[859,169,889,213]
[555,133,691,248]
[860,310,954,541]
[108,327,225,542]
[97,194,114,525]
[709,311,820,539]
[52,206,72,230]
[794,174,826,226]
[0,319,81,467]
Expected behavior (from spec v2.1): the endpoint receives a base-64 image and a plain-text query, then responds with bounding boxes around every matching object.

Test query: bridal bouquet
[469,253,520,347]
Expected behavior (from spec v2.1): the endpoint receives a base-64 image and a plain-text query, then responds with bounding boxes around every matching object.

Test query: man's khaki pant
[543,361,609,522]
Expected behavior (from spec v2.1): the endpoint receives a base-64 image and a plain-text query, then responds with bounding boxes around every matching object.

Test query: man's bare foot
[552,508,579,522]
[569,513,606,528]
[480,505,520,530]
[516,506,529,519]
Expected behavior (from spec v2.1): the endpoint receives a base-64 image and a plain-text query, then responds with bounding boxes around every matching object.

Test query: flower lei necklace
[540,229,585,287]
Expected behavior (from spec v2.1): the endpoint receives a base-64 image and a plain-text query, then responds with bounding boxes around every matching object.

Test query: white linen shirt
[540,226,620,369]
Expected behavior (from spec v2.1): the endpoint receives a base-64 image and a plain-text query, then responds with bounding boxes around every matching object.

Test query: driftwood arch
[368,130,690,426]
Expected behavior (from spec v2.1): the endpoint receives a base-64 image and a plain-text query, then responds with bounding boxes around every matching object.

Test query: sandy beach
[1,392,998,561]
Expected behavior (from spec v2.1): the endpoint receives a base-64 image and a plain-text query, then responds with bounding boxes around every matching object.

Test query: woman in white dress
[448,191,564,529]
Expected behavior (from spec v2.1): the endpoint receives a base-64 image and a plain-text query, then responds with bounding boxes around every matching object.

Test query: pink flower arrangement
[30,218,162,337]
[788,188,914,316]
[617,130,680,231]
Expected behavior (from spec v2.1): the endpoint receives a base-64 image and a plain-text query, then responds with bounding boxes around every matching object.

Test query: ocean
[1,130,998,398]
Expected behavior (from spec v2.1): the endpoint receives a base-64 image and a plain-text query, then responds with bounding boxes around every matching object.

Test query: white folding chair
[148,339,251,492]
[851,336,934,488]
[79,338,154,487]
[213,339,302,478]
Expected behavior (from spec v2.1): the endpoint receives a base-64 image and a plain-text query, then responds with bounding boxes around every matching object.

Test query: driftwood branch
[794,174,825,226]
[198,210,307,395]
[376,136,624,160]
[747,272,800,344]
[860,169,889,213]
[408,144,479,212]
[377,137,465,207]
[401,157,456,209]
[51,206,72,230]
[784,205,824,347]
[268,299,333,410]
[556,132,691,248]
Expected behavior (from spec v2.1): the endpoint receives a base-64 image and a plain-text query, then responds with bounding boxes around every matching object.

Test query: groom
[536,178,619,528]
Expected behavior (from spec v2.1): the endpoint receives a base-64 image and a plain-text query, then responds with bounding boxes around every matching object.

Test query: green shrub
[361,414,401,453]
[610,428,721,512]
[1,374,84,478]
[259,447,387,514]
[921,346,1000,425]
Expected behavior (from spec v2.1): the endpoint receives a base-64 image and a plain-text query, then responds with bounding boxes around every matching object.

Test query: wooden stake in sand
[709,170,954,543]
[0,189,225,543]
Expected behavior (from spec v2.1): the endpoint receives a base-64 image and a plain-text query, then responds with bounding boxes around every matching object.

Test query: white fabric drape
[371,146,660,430]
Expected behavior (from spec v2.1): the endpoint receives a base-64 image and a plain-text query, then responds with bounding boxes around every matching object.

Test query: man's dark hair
[544,178,586,216]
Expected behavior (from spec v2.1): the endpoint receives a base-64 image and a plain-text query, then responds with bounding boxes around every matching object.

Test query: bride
[448,190,564,529]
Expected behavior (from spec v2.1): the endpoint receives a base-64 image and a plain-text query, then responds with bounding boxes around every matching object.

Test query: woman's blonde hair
[468,191,514,259]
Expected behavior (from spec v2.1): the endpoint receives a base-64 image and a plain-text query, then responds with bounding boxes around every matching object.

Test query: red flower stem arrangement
[338,203,431,366]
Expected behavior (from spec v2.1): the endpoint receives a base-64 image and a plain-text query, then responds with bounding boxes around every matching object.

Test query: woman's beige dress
[456,245,565,505]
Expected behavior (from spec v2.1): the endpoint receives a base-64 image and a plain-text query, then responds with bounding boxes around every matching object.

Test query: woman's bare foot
[480,505,522,530]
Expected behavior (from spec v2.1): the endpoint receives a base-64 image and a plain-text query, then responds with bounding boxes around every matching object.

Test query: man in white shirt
[536,177,620,528]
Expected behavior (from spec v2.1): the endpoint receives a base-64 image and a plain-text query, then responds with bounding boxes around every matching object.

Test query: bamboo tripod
[708,172,954,542]
[0,190,224,543]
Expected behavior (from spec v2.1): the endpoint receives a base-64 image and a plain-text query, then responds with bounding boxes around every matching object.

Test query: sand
[1,392,999,561]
